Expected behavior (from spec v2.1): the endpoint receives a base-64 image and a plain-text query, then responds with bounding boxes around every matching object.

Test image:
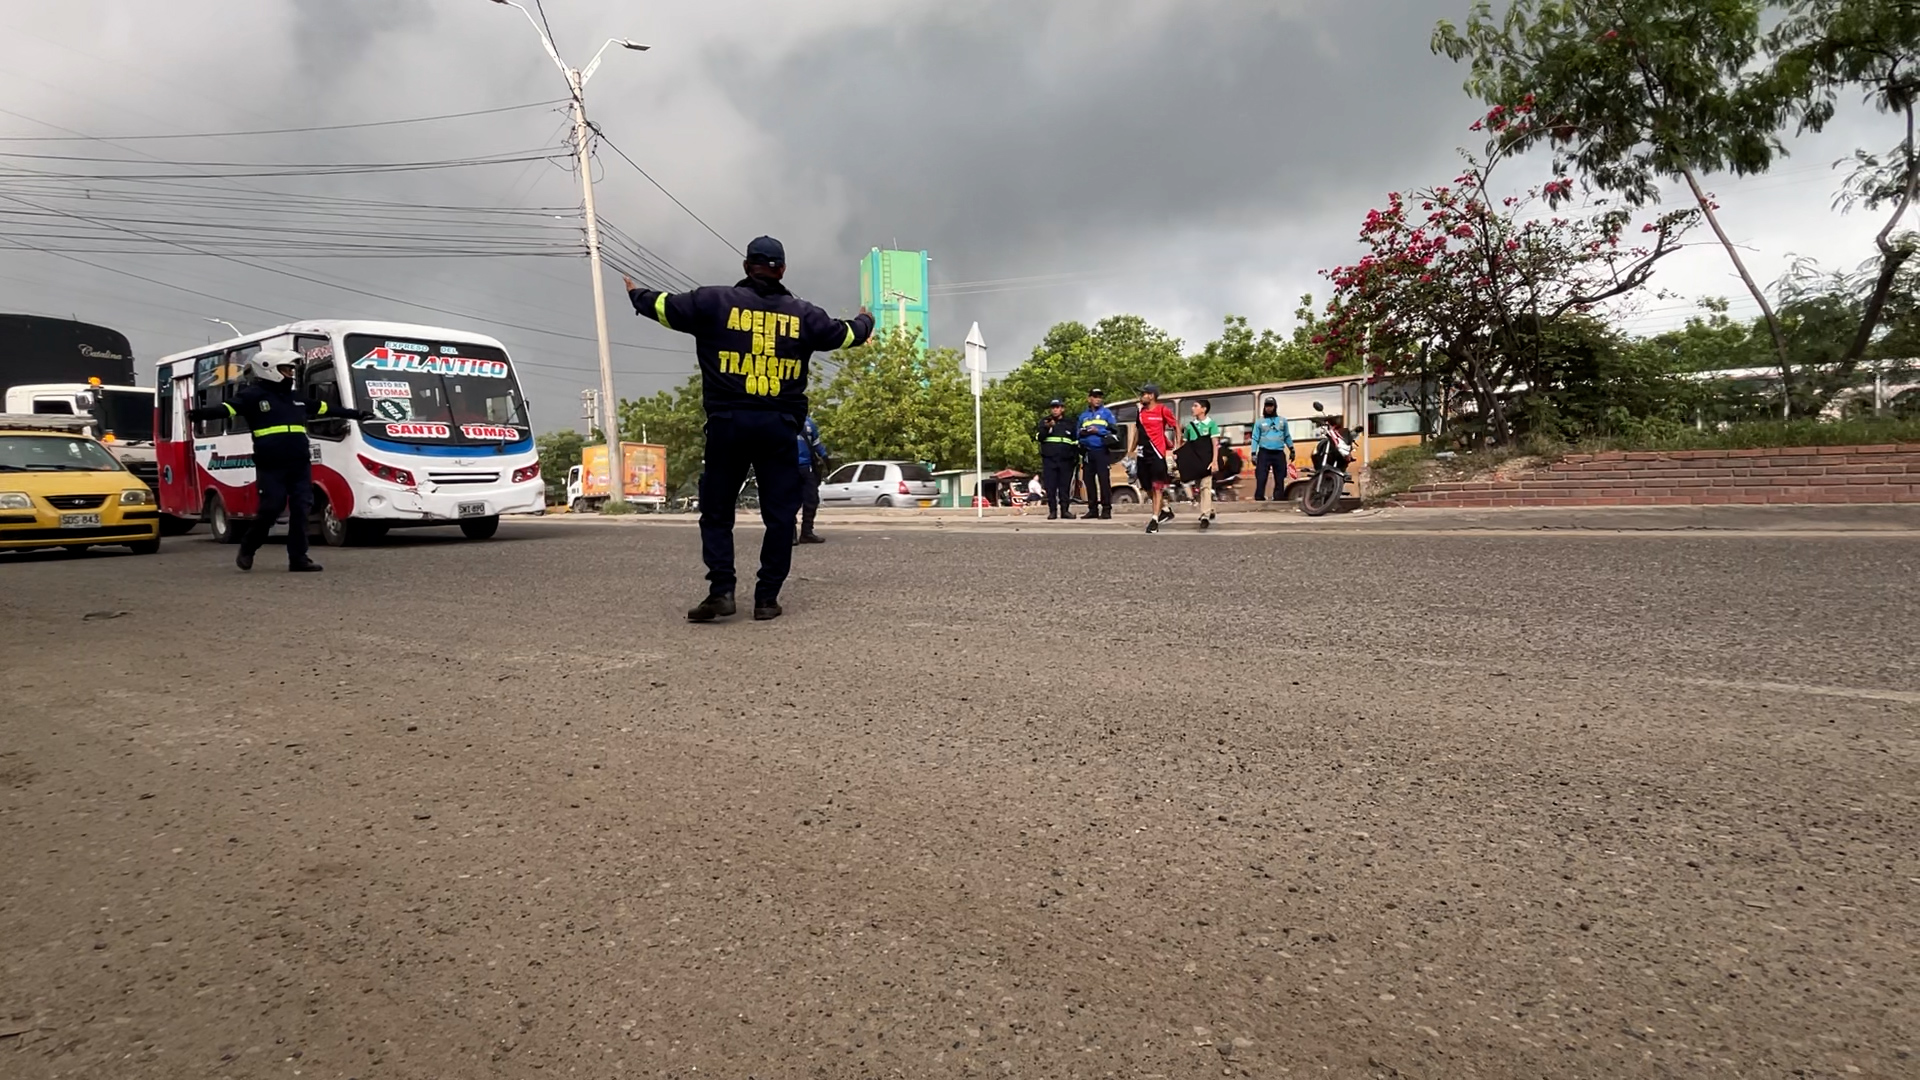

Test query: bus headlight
[120,489,155,506]
[0,492,31,510]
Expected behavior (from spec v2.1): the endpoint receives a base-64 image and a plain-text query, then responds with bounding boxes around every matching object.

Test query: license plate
[917,499,934,508]
[61,513,101,528]
[457,502,487,518]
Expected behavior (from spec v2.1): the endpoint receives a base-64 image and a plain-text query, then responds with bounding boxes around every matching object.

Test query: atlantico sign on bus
[351,343,510,380]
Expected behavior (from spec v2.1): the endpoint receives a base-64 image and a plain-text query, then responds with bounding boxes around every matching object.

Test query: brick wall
[1393,444,1920,508]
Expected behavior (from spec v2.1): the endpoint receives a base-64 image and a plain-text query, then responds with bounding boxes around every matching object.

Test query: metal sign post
[964,323,987,520]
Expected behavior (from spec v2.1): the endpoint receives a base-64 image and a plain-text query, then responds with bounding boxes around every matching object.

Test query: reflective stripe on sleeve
[840,325,856,349]
[654,293,672,329]
[316,401,329,416]
[223,402,237,417]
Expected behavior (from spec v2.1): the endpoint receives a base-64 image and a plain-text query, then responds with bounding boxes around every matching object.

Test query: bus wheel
[459,515,500,540]
[1110,487,1140,505]
[207,494,239,544]
[320,501,347,547]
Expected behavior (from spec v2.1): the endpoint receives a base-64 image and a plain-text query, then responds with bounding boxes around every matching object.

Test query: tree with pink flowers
[1317,132,1697,445]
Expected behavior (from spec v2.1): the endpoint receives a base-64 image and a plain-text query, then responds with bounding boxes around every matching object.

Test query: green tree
[534,428,587,505]
[1769,0,1920,367]
[615,374,705,494]
[812,329,975,470]
[990,315,1187,421]
[1433,0,1795,375]
[1182,299,1344,389]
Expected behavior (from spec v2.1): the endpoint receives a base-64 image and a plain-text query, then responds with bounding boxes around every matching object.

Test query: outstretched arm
[801,302,876,353]
[624,275,702,335]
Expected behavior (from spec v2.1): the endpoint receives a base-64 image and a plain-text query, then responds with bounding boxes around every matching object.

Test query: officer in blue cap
[624,237,874,622]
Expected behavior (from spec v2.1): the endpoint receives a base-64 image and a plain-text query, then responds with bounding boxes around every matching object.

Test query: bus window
[193,354,225,437]
[1207,393,1255,428]
[31,398,75,414]
[1370,410,1424,437]
[299,335,346,440]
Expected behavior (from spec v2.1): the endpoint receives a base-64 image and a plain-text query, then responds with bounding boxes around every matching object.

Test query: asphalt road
[3,516,1916,1079]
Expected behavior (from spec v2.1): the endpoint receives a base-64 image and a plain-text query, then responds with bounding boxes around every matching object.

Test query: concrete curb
[521,503,1920,534]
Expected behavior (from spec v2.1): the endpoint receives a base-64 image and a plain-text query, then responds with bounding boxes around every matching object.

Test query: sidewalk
[527,502,1920,533]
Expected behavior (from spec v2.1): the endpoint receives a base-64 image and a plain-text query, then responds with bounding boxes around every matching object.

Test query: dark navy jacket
[188,381,364,465]
[629,277,875,420]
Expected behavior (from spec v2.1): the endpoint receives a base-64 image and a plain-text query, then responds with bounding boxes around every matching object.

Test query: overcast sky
[0,0,1895,431]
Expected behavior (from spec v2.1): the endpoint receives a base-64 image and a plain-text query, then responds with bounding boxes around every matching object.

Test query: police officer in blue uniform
[795,414,829,545]
[1076,388,1120,519]
[625,236,874,622]
[187,348,369,573]
[1034,398,1079,520]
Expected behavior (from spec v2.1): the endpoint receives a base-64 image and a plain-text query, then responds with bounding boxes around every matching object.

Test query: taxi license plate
[917,499,935,508]
[457,502,487,518]
[61,513,101,528]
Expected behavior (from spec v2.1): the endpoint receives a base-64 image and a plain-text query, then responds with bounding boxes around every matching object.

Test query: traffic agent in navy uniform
[186,348,371,572]
[1034,399,1080,520]
[624,236,875,622]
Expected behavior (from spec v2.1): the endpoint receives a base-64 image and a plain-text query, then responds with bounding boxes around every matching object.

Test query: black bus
[0,313,137,389]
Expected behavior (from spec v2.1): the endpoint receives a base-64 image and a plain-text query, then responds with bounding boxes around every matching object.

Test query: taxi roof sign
[0,412,96,433]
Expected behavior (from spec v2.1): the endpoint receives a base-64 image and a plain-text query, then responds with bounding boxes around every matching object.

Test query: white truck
[2,381,159,490]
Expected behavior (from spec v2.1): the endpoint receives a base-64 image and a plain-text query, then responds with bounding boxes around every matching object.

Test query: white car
[818,460,938,508]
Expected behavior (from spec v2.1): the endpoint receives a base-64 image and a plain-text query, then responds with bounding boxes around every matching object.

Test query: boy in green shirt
[1183,399,1222,530]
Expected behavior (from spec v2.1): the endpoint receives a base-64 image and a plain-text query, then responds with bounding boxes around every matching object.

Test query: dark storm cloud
[724,0,1471,282]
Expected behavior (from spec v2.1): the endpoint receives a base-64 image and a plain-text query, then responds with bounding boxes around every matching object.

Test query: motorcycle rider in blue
[795,415,828,545]
[625,236,874,622]
[186,348,370,573]
[1076,388,1119,519]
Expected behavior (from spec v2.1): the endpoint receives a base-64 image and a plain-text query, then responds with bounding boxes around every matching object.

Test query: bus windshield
[92,387,155,442]
[343,334,530,447]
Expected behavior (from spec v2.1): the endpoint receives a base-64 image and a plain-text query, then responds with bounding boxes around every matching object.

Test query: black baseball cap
[1088,388,1105,397]
[1138,383,1161,396]
[745,235,786,266]
[1048,398,1064,407]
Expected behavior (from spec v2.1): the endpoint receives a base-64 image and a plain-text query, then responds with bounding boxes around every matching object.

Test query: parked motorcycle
[1299,401,1354,517]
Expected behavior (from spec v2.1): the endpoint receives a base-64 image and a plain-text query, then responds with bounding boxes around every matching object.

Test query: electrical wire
[0,99,569,142]
[593,127,742,257]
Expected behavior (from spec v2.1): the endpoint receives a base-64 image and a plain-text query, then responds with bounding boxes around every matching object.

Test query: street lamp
[205,317,241,339]
[490,0,646,508]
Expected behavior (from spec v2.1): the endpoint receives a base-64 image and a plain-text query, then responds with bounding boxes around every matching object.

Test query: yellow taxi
[0,414,161,555]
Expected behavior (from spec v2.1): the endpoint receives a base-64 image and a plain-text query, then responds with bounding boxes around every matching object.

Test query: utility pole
[580,388,599,436]
[492,0,647,507]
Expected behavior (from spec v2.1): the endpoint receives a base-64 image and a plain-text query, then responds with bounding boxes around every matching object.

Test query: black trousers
[1041,455,1077,515]
[799,467,821,534]
[700,411,802,604]
[1254,448,1290,501]
[245,457,312,564]
[1080,447,1112,511]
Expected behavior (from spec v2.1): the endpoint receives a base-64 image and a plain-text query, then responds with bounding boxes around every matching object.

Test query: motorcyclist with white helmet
[187,348,370,572]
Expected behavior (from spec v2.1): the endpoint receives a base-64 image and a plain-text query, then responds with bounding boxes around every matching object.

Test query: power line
[593,127,742,257]
[0,99,568,142]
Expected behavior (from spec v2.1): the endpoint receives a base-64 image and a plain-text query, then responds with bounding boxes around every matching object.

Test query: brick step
[1552,446,1920,473]
[1397,488,1920,507]
[1407,472,1916,493]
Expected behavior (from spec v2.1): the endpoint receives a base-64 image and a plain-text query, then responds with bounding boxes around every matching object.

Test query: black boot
[288,559,323,572]
[687,594,736,622]
[753,600,783,621]
[236,548,255,571]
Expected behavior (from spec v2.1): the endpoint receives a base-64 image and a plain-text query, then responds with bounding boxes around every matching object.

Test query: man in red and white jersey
[1134,383,1179,534]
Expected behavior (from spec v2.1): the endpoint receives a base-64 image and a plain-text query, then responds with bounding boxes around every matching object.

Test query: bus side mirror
[1311,401,1325,413]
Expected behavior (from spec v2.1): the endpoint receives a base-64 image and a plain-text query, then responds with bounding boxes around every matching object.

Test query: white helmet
[248,348,301,384]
